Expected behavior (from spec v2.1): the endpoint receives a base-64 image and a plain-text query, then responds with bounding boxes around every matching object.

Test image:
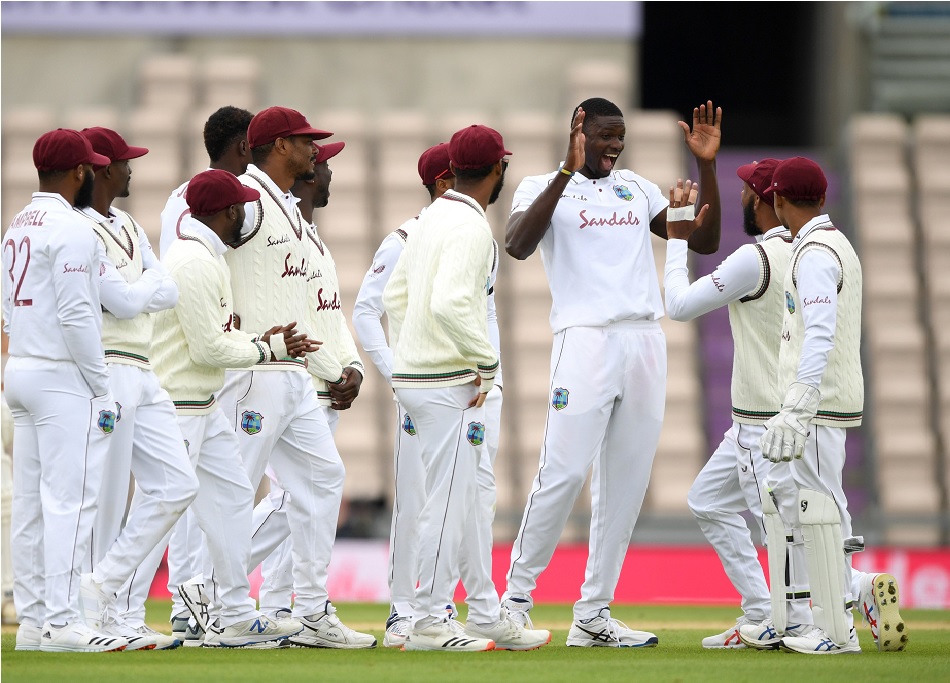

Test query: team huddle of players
[2,98,906,654]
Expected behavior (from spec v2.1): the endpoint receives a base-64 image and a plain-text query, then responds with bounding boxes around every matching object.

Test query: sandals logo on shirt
[241,410,263,435]
[402,414,417,436]
[785,291,796,314]
[613,185,634,201]
[466,422,485,447]
[97,410,116,434]
[552,387,570,411]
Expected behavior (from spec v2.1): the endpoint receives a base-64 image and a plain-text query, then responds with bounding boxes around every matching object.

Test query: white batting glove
[760,382,820,463]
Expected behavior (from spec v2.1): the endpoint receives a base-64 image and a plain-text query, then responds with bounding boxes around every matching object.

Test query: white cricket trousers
[395,383,491,625]
[217,369,344,617]
[505,321,666,621]
[5,357,113,626]
[256,407,340,615]
[388,386,502,624]
[90,366,199,596]
[687,422,770,621]
[768,425,868,628]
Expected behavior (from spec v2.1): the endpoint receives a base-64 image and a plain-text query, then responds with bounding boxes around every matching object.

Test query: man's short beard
[74,172,95,208]
[488,171,506,206]
[742,199,760,237]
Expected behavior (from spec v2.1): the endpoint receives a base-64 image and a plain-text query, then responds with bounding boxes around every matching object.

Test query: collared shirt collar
[245,163,301,213]
[758,225,788,243]
[440,189,486,219]
[792,214,832,247]
[181,215,228,257]
[31,192,72,209]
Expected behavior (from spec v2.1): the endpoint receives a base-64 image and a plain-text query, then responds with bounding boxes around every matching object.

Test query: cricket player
[502,99,722,647]
[4,129,128,652]
[353,142,505,648]
[383,125,550,652]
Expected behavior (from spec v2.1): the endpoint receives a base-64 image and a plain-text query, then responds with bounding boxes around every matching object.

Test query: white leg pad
[798,488,848,645]
[761,486,787,635]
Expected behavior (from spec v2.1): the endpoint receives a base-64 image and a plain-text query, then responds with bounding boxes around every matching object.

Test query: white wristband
[667,205,696,222]
[268,332,288,360]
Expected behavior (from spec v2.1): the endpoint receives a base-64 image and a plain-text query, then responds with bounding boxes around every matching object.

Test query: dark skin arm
[328,366,363,410]
[649,101,722,255]
[260,321,321,360]
[505,110,587,260]
[664,179,709,241]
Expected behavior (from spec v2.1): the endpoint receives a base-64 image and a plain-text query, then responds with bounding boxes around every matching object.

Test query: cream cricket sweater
[304,223,364,404]
[152,221,271,414]
[383,190,499,392]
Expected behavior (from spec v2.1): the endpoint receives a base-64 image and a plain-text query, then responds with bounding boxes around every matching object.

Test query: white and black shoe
[404,617,494,652]
[286,602,376,649]
[178,578,212,633]
[464,612,551,651]
[566,608,658,648]
[202,614,302,648]
[171,612,204,647]
[39,621,128,653]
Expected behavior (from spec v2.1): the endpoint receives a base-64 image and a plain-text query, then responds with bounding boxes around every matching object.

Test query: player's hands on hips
[760,382,820,463]
[563,108,586,173]
[666,178,708,240]
[678,100,722,162]
[468,374,487,408]
[329,367,362,410]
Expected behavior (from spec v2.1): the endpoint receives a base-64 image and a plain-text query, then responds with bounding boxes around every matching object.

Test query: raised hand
[665,178,709,241]
[677,100,722,162]
[564,108,587,173]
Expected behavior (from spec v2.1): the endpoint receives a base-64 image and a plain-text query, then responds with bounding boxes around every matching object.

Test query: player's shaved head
[572,98,623,128]
[204,106,253,163]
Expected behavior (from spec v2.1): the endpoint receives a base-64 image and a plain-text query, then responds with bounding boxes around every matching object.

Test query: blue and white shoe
[202,614,302,648]
[171,611,204,647]
[566,608,658,648]
[780,626,862,654]
[738,619,807,650]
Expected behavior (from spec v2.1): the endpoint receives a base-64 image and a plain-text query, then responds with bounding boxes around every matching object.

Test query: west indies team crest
[552,387,570,411]
[612,185,634,201]
[241,410,263,435]
[402,414,417,436]
[97,409,116,434]
[466,421,485,447]
[785,291,796,314]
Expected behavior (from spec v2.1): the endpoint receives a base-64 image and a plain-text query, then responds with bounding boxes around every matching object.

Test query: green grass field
[3,601,949,683]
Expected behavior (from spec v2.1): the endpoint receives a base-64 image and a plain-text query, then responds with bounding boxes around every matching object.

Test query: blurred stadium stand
[1,1,948,547]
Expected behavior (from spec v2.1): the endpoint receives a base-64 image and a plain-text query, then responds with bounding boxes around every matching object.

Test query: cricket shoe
[738,619,807,650]
[502,595,535,628]
[15,623,42,651]
[780,625,862,655]
[286,602,377,649]
[202,614,302,648]
[404,617,495,652]
[859,572,907,652]
[178,578,212,633]
[384,613,412,648]
[566,608,658,648]
[39,621,128,653]
[171,612,204,647]
[702,615,757,649]
[102,617,180,651]
[464,612,552,650]
[78,573,112,630]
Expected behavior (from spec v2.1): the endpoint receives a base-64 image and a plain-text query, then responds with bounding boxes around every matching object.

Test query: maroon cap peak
[248,106,332,149]
[736,158,781,207]
[81,127,149,163]
[33,129,111,172]
[314,141,345,164]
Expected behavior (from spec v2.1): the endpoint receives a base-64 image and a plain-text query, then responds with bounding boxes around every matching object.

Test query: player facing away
[247,140,370,635]
[383,125,551,652]
[354,142,506,648]
[72,127,195,651]
[502,99,722,647]
[663,160,790,647]
[213,106,375,648]
[738,157,906,654]
[4,130,129,652]
[146,169,311,648]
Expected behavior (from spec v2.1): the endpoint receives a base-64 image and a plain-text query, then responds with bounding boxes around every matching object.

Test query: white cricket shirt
[510,168,669,333]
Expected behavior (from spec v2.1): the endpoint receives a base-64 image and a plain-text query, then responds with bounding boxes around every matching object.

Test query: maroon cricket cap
[33,129,111,171]
[247,106,333,149]
[314,141,345,164]
[418,142,454,185]
[448,125,512,170]
[736,158,781,207]
[81,127,149,163]
[764,156,828,201]
[185,169,261,216]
